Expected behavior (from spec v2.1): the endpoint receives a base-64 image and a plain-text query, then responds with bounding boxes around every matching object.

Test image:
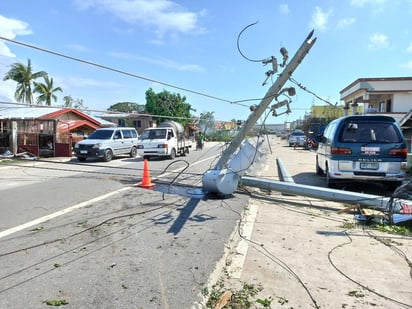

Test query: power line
[0,36,251,108]
[0,37,335,118]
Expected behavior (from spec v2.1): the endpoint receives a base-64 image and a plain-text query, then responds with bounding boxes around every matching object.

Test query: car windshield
[88,130,114,139]
[292,132,305,136]
[139,129,167,140]
[340,122,401,143]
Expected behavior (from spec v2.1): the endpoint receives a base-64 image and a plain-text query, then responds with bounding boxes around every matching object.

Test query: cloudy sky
[0,0,411,123]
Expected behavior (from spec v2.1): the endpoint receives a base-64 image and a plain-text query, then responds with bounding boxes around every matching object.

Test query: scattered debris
[337,181,412,228]
[347,290,365,298]
[0,149,38,160]
[214,290,232,309]
[43,299,69,306]
[30,226,44,232]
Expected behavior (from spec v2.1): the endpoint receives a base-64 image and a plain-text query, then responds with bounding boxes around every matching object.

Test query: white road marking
[0,187,130,239]
[0,153,218,239]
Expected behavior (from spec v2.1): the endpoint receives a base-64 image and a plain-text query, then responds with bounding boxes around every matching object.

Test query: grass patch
[203,280,278,308]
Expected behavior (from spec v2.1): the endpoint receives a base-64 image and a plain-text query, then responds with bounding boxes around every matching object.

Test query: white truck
[136,121,192,160]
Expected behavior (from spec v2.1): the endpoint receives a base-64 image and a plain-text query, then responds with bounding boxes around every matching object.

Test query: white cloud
[108,51,205,72]
[279,4,290,15]
[309,6,332,32]
[0,76,16,102]
[73,0,205,37]
[61,76,123,92]
[350,0,386,14]
[368,33,389,50]
[350,0,386,7]
[407,42,412,53]
[0,15,32,57]
[65,44,91,53]
[337,17,356,29]
[0,15,33,101]
[403,60,412,70]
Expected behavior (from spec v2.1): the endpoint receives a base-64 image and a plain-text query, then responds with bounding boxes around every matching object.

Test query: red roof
[58,120,99,133]
[40,108,101,126]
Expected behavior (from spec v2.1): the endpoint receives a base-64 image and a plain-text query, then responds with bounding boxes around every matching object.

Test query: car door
[112,129,124,155]
[121,129,136,154]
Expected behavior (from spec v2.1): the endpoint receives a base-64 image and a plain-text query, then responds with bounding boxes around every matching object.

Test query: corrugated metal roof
[0,107,62,119]
[0,107,116,127]
[89,115,116,127]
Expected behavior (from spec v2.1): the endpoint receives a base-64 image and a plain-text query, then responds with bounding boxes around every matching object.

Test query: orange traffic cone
[137,159,155,189]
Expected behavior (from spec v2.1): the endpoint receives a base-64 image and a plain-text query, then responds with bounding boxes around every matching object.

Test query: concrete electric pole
[202,30,317,195]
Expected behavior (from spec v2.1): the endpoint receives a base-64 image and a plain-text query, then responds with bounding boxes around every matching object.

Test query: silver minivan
[74,127,139,162]
[316,115,408,189]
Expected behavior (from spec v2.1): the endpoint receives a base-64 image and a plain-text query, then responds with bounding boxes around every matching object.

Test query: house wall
[393,93,412,112]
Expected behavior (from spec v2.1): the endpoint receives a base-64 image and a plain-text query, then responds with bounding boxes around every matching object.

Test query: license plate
[80,150,88,154]
[360,162,379,170]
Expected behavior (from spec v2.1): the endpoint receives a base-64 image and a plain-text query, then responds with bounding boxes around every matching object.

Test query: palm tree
[3,59,47,104]
[33,75,62,105]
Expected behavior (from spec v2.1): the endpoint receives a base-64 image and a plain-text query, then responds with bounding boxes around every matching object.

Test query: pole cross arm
[214,30,317,171]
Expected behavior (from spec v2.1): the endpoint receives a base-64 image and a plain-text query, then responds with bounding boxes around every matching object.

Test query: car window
[292,132,305,136]
[122,129,133,139]
[88,130,113,139]
[114,130,122,139]
[140,129,167,140]
[339,122,401,143]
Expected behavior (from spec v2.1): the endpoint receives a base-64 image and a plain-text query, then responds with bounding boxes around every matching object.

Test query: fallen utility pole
[203,30,317,195]
[241,176,389,209]
[240,176,412,224]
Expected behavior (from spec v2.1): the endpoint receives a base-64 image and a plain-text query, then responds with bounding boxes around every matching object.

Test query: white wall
[393,93,412,112]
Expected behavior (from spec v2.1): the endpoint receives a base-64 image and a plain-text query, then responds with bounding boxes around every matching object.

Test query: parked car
[316,115,408,188]
[74,127,139,162]
[136,121,192,160]
[288,130,306,147]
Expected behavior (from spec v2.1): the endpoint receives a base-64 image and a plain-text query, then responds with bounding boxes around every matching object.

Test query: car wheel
[130,146,138,158]
[326,166,337,188]
[169,148,176,159]
[103,149,113,162]
[316,157,323,175]
[388,181,402,191]
[78,157,86,162]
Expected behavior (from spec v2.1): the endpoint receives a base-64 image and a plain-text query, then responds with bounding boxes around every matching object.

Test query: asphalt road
[0,142,249,309]
[1,137,407,308]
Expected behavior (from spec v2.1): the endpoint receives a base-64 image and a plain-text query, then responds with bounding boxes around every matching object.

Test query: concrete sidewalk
[216,136,412,309]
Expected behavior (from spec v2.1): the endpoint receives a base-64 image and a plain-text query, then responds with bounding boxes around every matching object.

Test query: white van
[74,127,139,162]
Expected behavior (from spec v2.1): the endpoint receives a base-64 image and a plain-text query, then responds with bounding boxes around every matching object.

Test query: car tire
[130,146,138,158]
[78,157,86,162]
[103,149,113,162]
[316,157,324,176]
[169,148,176,159]
[388,181,402,191]
[326,166,337,188]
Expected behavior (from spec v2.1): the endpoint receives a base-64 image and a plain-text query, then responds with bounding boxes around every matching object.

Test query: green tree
[107,102,145,113]
[145,88,195,126]
[33,75,62,105]
[3,58,47,104]
[199,111,215,133]
[63,95,73,107]
[62,95,87,110]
